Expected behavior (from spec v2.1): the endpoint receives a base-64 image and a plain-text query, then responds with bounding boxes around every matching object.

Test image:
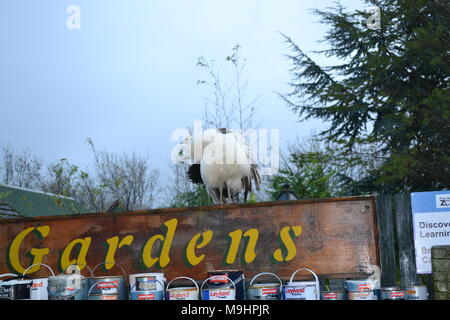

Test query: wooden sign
[0,196,380,280]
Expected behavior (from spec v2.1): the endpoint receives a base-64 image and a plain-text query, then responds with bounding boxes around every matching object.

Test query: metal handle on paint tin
[63,264,94,278]
[0,273,19,281]
[166,276,199,292]
[92,261,127,280]
[249,272,283,287]
[87,281,119,299]
[23,263,55,277]
[200,275,236,293]
[288,268,320,300]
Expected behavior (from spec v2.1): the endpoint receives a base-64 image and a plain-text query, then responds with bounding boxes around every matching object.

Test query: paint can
[381,287,405,300]
[283,268,320,300]
[347,290,378,300]
[320,291,346,300]
[88,281,120,300]
[129,273,166,292]
[201,275,236,300]
[345,265,381,299]
[405,285,428,300]
[23,263,56,300]
[0,274,33,300]
[90,262,127,300]
[47,274,89,300]
[129,279,165,300]
[247,272,282,300]
[208,270,245,300]
[166,276,199,300]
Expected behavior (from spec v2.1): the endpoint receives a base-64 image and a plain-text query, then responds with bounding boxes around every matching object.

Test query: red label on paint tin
[170,291,189,299]
[209,275,229,284]
[210,290,231,298]
[391,292,404,298]
[285,288,305,295]
[96,280,118,289]
[323,293,337,299]
[262,288,278,295]
[357,284,371,291]
[32,282,44,288]
[102,295,118,300]
[138,293,155,300]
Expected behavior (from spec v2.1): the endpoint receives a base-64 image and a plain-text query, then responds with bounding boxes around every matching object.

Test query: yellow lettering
[104,235,134,270]
[185,230,213,266]
[8,226,50,274]
[273,226,302,262]
[60,237,92,271]
[142,218,178,268]
[225,228,259,264]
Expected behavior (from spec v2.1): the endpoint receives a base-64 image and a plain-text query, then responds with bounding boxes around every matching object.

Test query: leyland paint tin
[129,279,165,300]
[283,268,320,300]
[381,287,405,300]
[47,274,89,300]
[166,277,199,300]
[0,275,33,300]
[207,270,245,300]
[201,275,236,300]
[405,285,428,300]
[247,272,282,300]
[22,263,55,300]
[320,291,346,300]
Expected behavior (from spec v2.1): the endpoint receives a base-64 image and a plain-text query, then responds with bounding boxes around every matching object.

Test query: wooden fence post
[376,194,397,287]
[394,193,419,288]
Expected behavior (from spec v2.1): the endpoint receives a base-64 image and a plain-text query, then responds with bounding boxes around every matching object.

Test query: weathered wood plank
[394,193,420,288]
[376,194,398,287]
[0,197,380,281]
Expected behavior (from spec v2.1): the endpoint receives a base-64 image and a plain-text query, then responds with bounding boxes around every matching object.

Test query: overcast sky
[0,0,365,179]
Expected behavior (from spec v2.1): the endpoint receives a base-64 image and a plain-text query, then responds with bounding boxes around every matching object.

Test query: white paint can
[405,285,428,300]
[22,263,56,300]
[283,268,320,300]
[247,272,282,300]
[166,276,199,300]
[129,273,166,292]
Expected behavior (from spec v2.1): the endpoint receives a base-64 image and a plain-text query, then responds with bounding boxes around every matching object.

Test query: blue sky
[0,0,365,176]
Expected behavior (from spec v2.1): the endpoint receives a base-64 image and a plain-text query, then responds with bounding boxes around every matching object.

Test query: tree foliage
[281,0,450,193]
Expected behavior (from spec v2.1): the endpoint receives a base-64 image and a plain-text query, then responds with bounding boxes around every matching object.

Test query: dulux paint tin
[381,287,405,300]
[0,274,33,300]
[201,275,236,300]
[283,268,320,300]
[405,285,428,300]
[23,263,56,300]
[208,270,245,300]
[247,272,282,300]
[129,279,165,300]
[166,276,199,300]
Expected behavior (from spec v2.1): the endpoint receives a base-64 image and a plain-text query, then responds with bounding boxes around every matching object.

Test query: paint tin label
[320,291,346,300]
[168,288,198,300]
[284,285,317,300]
[381,290,405,300]
[348,290,378,300]
[136,276,157,291]
[130,290,164,300]
[248,285,280,300]
[208,270,245,300]
[202,288,235,300]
